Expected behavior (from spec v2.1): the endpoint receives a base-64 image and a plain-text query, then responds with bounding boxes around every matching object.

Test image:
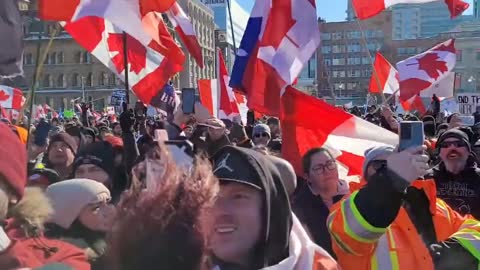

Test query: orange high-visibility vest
[328,179,480,270]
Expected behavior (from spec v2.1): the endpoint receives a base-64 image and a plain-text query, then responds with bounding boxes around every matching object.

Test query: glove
[430,238,478,270]
[120,109,135,133]
[387,146,429,184]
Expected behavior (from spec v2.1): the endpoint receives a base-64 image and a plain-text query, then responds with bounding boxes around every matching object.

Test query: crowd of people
[1,97,480,270]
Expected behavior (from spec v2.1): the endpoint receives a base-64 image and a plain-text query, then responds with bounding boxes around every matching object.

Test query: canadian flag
[281,87,397,175]
[397,39,456,102]
[166,2,203,68]
[34,105,46,120]
[39,0,176,47]
[198,49,248,123]
[63,16,184,104]
[369,52,398,95]
[229,0,321,116]
[0,85,25,110]
[352,0,469,20]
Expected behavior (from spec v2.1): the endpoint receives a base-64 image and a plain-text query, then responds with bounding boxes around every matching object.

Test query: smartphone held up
[398,121,424,152]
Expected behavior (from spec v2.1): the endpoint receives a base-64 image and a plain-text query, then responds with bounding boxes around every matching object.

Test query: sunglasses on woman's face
[254,132,269,138]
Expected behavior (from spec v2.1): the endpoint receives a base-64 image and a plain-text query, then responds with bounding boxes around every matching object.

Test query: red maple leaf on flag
[107,33,147,75]
[399,77,432,101]
[0,91,10,102]
[415,53,449,80]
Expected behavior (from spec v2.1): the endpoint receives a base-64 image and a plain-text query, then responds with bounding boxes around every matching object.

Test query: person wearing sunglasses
[251,124,271,147]
[426,128,480,219]
[329,145,480,270]
[292,148,348,256]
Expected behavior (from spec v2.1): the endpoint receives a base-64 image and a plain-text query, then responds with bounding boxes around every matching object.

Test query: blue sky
[236,0,474,22]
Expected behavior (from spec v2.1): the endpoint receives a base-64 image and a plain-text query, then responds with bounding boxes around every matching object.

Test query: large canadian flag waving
[229,0,320,116]
[352,0,469,20]
[64,16,184,104]
[0,85,25,110]
[397,39,456,102]
[281,87,397,175]
[39,0,176,47]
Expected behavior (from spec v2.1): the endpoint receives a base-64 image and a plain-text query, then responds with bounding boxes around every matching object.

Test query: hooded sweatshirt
[212,146,339,270]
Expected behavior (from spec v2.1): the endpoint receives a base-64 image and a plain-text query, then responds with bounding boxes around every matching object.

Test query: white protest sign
[440,97,459,114]
[456,93,480,115]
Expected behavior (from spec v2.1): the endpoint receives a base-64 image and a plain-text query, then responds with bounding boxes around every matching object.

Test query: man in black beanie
[426,127,480,219]
[72,141,115,192]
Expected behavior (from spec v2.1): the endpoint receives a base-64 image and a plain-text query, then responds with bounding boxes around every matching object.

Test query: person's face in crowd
[439,138,470,174]
[209,182,263,266]
[78,196,115,232]
[113,125,122,136]
[84,134,94,145]
[0,176,18,220]
[253,132,270,146]
[268,123,280,138]
[48,141,75,168]
[449,114,462,129]
[75,164,110,186]
[51,120,59,127]
[306,151,339,192]
[183,126,194,138]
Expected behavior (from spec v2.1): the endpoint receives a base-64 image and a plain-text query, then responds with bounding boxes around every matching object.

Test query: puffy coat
[0,188,90,270]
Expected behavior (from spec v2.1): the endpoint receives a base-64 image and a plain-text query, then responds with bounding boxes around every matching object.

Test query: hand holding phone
[398,121,424,152]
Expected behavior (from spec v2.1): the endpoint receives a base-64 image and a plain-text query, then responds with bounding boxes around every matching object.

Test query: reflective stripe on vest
[459,219,480,231]
[342,192,386,243]
[452,229,480,261]
[436,200,450,223]
[371,233,400,270]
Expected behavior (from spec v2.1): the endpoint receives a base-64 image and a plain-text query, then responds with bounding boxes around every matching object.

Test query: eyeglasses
[311,160,337,175]
[439,141,467,149]
[254,133,269,138]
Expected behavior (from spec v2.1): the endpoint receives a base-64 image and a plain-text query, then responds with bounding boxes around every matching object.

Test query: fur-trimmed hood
[7,187,53,237]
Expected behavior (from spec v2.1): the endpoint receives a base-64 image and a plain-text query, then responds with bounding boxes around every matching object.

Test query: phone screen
[399,121,424,152]
[182,88,196,114]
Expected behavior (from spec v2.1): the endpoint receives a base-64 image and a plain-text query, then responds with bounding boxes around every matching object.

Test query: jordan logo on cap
[214,153,234,173]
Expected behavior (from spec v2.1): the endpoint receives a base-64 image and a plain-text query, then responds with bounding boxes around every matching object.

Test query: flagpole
[225,0,237,51]
[122,32,130,105]
[24,23,58,147]
[353,10,386,103]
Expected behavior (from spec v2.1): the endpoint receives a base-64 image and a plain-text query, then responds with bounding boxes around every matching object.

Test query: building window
[320,33,331,40]
[83,52,91,64]
[109,74,117,86]
[76,51,82,63]
[49,52,56,65]
[24,53,33,65]
[476,51,480,61]
[57,52,64,64]
[332,57,345,66]
[86,73,93,87]
[72,73,80,87]
[332,45,345,53]
[321,46,331,54]
[455,50,463,62]
[57,74,66,88]
[348,70,361,78]
[43,74,52,88]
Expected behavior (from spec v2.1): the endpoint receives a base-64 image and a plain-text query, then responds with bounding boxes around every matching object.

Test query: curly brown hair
[106,144,218,270]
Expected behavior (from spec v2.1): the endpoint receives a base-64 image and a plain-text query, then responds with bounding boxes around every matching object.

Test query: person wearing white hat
[44,179,115,269]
